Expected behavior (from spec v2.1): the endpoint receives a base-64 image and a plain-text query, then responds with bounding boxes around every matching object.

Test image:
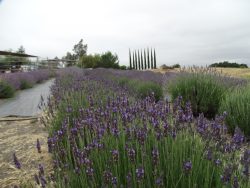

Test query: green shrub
[168,71,228,118]
[128,80,163,101]
[219,85,250,136]
[0,81,15,98]
[20,80,33,90]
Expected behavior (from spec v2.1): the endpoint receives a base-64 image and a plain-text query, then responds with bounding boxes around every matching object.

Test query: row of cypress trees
[129,48,157,70]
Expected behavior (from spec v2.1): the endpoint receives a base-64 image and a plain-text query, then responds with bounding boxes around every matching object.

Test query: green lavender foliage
[219,84,250,136]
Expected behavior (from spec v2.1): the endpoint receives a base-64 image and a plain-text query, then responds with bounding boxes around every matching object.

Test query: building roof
[0,50,38,58]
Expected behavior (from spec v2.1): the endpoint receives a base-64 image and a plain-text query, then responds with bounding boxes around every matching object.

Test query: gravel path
[0,79,54,117]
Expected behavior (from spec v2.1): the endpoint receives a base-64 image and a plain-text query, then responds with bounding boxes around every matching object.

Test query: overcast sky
[0,0,250,66]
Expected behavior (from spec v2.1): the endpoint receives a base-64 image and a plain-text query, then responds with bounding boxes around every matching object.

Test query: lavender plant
[41,67,249,187]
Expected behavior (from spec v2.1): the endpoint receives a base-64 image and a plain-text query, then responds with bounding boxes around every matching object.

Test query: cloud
[0,0,250,66]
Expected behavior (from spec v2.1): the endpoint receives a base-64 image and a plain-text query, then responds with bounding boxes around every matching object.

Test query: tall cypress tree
[151,48,154,69]
[138,50,141,70]
[144,49,147,70]
[132,51,135,69]
[135,50,138,70]
[129,49,132,69]
[141,49,144,70]
[147,48,150,69]
[154,48,157,69]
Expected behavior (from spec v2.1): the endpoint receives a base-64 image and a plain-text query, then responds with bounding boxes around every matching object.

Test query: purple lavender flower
[103,170,112,184]
[155,177,163,186]
[111,149,119,162]
[38,164,45,176]
[214,159,221,166]
[86,167,94,177]
[206,149,212,161]
[136,167,145,181]
[221,165,233,184]
[183,161,192,173]
[152,148,159,166]
[13,153,21,169]
[232,127,244,147]
[127,148,136,163]
[112,176,118,185]
[36,138,41,153]
[40,176,47,188]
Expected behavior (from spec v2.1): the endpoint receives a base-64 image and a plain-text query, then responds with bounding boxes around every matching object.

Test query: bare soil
[0,116,52,188]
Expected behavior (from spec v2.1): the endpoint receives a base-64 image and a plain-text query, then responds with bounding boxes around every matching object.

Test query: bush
[0,81,15,98]
[20,80,33,90]
[128,79,163,101]
[219,85,250,136]
[168,71,228,118]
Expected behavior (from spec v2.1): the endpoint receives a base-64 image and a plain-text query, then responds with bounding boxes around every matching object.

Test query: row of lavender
[26,67,249,187]
[0,69,54,98]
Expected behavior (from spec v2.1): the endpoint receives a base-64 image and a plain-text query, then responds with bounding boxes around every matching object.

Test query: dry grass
[0,116,53,188]
[153,67,250,79]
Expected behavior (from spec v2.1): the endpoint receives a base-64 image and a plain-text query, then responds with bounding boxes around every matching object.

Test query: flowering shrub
[220,85,250,136]
[168,67,245,118]
[0,69,54,98]
[37,68,249,187]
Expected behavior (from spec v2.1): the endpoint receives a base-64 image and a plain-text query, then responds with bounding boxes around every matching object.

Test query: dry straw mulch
[0,116,53,188]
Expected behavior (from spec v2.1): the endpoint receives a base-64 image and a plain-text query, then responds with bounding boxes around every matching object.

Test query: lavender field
[8,67,249,187]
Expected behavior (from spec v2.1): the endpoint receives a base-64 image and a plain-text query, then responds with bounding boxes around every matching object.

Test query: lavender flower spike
[37,138,42,153]
[13,153,21,169]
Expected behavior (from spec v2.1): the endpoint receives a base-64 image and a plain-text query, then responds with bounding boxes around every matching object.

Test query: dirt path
[0,117,53,187]
[0,79,54,117]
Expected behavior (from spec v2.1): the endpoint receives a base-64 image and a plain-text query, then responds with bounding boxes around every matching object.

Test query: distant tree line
[209,61,248,68]
[129,48,157,70]
[160,64,180,69]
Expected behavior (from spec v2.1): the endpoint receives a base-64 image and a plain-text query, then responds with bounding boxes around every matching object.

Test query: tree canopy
[209,61,248,68]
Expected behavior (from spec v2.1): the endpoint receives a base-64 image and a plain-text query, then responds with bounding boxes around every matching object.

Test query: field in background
[154,67,250,79]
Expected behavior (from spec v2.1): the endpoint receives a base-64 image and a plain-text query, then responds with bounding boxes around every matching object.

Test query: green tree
[129,49,132,69]
[147,48,150,69]
[73,39,87,60]
[141,49,144,70]
[153,49,157,69]
[135,51,138,70]
[100,51,119,69]
[138,50,141,70]
[17,45,25,54]
[151,48,154,69]
[133,52,135,69]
